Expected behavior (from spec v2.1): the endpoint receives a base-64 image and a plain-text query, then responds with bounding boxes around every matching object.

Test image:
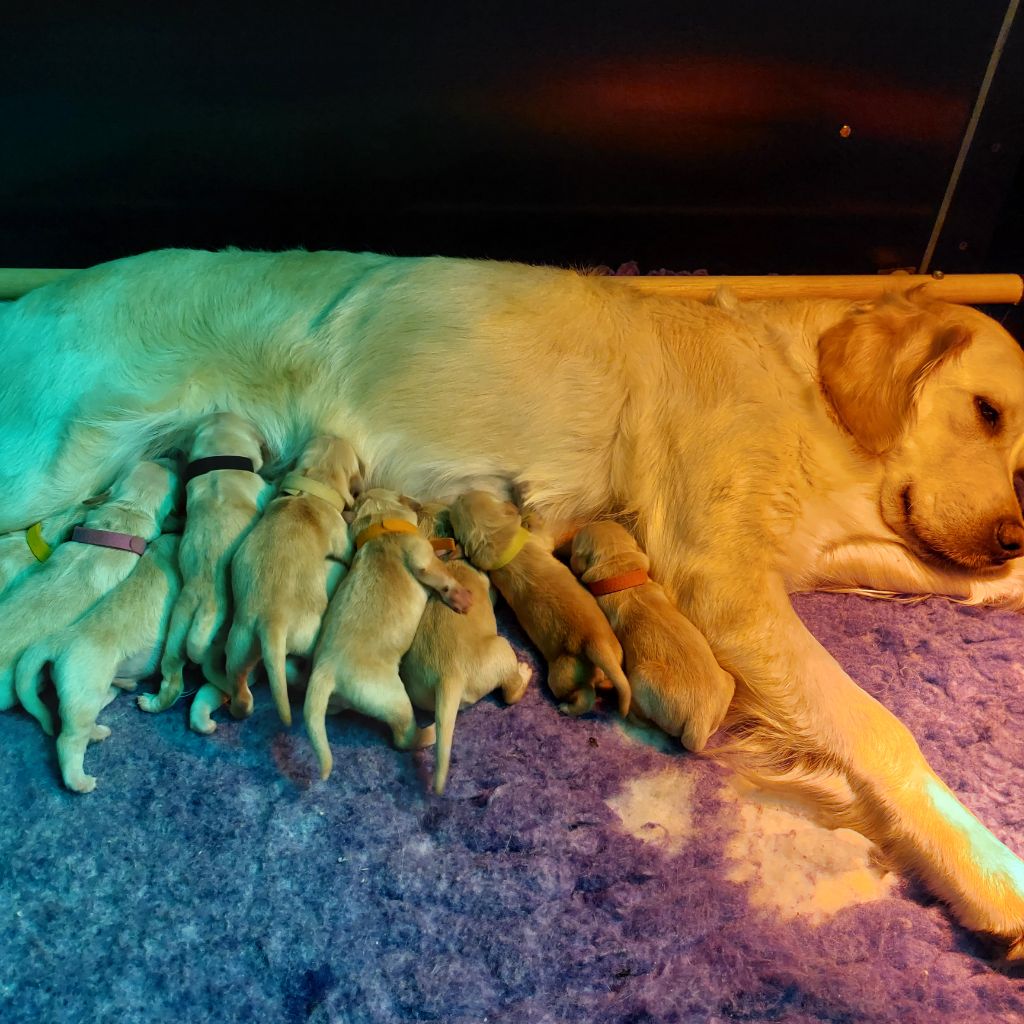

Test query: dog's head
[818,293,1024,570]
[296,435,365,509]
[191,411,267,470]
[101,459,181,530]
[350,487,417,532]
[570,521,648,578]
[449,490,522,565]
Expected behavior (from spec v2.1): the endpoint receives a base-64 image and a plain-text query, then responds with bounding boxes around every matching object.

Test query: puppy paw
[503,662,531,705]
[189,715,217,735]
[442,586,474,614]
[66,774,97,794]
[90,725,111,742]
[136,693,162,714]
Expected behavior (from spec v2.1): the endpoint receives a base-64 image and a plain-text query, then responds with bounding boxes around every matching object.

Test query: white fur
[4,249,1024,951]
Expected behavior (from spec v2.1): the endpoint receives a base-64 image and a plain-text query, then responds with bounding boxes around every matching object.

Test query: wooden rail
[0,267,1021,304]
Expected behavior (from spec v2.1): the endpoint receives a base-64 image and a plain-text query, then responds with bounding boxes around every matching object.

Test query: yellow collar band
[485,526,530,571]
[280,472,347,513]
[354,518,419,550]
[25,522,52,562]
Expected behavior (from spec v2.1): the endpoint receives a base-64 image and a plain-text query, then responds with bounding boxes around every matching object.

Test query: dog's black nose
[995,519,1024,555]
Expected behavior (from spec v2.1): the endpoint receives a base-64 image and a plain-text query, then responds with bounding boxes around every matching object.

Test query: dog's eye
[975,396,1001,429]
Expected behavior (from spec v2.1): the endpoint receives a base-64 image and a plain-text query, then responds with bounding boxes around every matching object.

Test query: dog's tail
[15,643,55,735]
[261,621,292,726]
[433,674,464,795]
[303,665,335,780]
[585,641,632,717]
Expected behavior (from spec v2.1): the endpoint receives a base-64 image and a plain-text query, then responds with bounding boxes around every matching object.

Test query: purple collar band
[71,526,147,556]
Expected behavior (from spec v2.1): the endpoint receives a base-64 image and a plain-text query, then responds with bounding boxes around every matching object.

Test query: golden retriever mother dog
[2,249,1024,955]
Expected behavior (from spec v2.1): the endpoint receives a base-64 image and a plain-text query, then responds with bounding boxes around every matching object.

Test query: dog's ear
[342,509,356,525]
[818,296,972,455]
[399,494,422,514]
[82,489,111,508]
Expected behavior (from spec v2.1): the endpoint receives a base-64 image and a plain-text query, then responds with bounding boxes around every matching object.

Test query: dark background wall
[4,2,1023,275]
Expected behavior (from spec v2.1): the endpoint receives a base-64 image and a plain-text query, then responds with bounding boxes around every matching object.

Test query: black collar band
[185,455,257,484]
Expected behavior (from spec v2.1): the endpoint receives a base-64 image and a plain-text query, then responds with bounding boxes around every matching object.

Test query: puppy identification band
[70,527,146,556]
[587,569,649,596]
[25,522,52,562]
[185,455,256,483]
[486,526,530,571]
[354,518,419,550]
[280,473,348,513]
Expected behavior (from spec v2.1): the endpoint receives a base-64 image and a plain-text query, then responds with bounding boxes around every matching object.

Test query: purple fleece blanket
[1,590,1023,1024]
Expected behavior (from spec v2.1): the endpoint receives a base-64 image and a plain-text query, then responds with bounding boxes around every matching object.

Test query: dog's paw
[89,725,111,742]
[66,773,97,794]
[191,719,217,735]
[443,586,474,614]
[136,693,162,714]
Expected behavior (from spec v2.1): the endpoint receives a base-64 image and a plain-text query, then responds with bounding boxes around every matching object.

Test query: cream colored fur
[208,435,360,733]
[450,491,631,717]
[138,412,269,715]
[15,534,180,792]
[400,503,530,794]
[0,504,87,597]
[4,250,1024,951]
[570,521,735,751]
[0,460,179,712]
[304,489,472,780]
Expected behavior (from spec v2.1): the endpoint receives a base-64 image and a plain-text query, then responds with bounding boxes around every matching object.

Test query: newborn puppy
[216,435,361,730]
[0,505,87,597]
[304,489,473,780]
[450,491,631,717]
[138,412,270,714]
[400,503,530,794]
[0,460,180,710]
[570,521,735,751]
[15,534,181,792]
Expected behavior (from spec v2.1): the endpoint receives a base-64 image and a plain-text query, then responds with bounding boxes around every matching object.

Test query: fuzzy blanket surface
[2,590,1024,1024]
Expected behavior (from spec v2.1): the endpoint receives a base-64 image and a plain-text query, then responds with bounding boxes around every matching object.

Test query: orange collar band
[354,517,419,550]
[485,526,530,571]
[430,537,458,556]
[587,568,649,596]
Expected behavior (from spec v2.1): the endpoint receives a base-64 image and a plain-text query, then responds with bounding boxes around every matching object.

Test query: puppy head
[297,435,364,508]
[350,487,416,533]
[104,459,181,529]
[822,295,1024,569]
[449,490,522,565]
[191,412,266,470]
[570,521,648,578]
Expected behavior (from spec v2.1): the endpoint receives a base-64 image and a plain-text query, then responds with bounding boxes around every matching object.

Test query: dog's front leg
[681,570,1024,954]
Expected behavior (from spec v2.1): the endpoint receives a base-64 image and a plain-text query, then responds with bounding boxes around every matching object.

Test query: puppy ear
[399,494,422,514]
[82,489,112,507]
[342,509,356,525]
[818,298,972,455]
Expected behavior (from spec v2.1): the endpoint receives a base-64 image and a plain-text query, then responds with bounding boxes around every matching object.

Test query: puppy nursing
[304,489,473,780]
[400,503,530,793]
[570,521,735,751]
[450,491,631,718]
[213,435,360,732]
[16,534,181,792]
[139,412,269,715]
[0,460,179,711]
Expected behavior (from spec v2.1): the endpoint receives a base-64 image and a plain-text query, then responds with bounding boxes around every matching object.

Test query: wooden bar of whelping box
[0,268,1021,305]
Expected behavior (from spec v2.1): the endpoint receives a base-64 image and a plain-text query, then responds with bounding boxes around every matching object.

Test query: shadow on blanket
[1,592,1023,1024]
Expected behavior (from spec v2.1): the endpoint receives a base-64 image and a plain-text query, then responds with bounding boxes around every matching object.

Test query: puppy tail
[15,644,55,736]
[303,666,334,780]
[433,675,462,796]
[586,642,632,718]
[262,622,292,727]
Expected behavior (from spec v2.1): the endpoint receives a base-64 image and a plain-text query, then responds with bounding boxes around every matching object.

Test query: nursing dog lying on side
[4,248,1024,954]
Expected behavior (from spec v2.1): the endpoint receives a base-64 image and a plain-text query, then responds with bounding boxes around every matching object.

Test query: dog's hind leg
[190,682,230,735]
[547,655,596,717]
[341,670,435,751]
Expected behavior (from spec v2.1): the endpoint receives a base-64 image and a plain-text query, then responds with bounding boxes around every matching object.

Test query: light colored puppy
[450,491,631,718]
[570,521,735,751]
[15,534,181,792]
[304,489,473,780]
[0,505,88,598]
[0,460,179,711]
[138,412,269,714]
[215,435,361,730]
[400,503,530,794]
